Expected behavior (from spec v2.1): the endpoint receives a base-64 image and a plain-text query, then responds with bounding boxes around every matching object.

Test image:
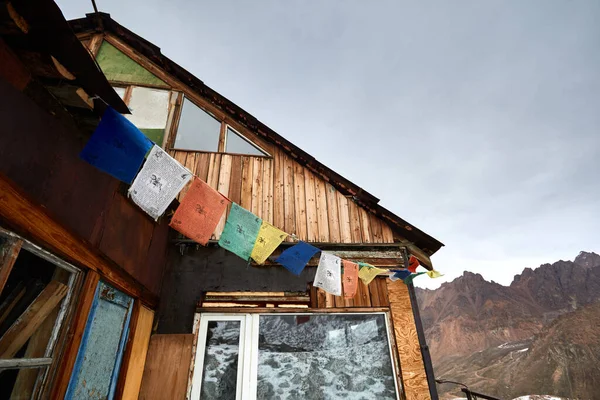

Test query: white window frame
[190,312,401,400]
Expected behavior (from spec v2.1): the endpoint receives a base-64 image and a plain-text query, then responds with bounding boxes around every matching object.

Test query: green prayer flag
[403,272,427,285]
[218,203,262,261]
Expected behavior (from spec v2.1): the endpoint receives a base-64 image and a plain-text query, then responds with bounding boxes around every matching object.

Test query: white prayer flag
[129,145,192,220]
[314,252,342,296]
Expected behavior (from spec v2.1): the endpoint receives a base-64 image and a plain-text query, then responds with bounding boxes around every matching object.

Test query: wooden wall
[310,277,390,308]
[138,334,194,400]
[0,78,169,297]
[171,148,395,244]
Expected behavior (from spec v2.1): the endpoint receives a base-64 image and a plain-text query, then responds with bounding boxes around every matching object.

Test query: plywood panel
[304,169,319,242]
[139,334,194,400]
[314,179,330,242]
[121,306,155,400]
[387,280,430,400]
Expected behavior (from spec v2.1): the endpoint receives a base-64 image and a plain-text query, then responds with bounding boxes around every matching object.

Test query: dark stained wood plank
[369,276,382,307]
[0,174,157,305]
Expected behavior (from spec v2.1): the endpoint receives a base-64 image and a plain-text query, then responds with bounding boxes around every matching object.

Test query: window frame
[190,311,402,400]
[0,228,82,397]
[168,96,272,157]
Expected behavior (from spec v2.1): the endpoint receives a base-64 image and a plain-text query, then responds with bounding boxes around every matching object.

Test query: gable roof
[69,12,444,257]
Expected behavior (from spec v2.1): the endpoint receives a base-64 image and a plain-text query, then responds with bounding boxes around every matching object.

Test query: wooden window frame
[168,96,272,158]
[0,227,83,398]
[189,311,402,400]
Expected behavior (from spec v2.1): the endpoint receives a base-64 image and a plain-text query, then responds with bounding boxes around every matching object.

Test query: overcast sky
[58,0,600,289]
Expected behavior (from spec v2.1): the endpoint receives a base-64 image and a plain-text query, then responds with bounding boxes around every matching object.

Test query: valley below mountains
[416,251,600,400]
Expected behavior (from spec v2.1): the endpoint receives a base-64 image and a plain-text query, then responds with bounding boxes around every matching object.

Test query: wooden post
[387,279,431,400]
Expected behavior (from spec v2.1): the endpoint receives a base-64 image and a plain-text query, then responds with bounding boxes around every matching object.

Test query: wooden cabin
[0,2,443,399]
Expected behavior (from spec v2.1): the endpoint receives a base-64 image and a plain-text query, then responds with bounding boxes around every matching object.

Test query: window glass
[174,98,221,151]
[126,87,170,145]
[257,314,397,399]
[113,86,126,99]
[201,321,241,399]
[225,127,268,156]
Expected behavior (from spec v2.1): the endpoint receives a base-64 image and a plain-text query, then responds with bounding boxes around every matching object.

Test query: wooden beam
[51,270,99,400]
[118,305,154,400]
[0,172,158,306]
[0,37,31,90]
[0,282,25,325]
[0,280,68,358]
[0,235,22,293]
[10,268,70,399]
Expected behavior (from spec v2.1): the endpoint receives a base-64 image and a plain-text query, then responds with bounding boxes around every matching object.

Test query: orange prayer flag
[342,260,359,299]
[169,178,229,245]
[407,255,420,273]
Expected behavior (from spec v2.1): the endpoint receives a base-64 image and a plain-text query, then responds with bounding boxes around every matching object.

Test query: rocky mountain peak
[574,251,600,268]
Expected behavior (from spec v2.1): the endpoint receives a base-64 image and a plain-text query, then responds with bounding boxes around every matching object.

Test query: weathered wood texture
[119,305,155,400]
[310,277,390,308]
[169,148,396,244]
[138,334,194,400]
[0,235,22,293]
[387,280,431,400]
[0,79,169,297]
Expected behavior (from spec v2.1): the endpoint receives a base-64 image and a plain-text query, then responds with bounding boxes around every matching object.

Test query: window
[174,98,222,152]
[0,229,80,398]
[191,313,400,400]
[225,127,269,156]
[111,85,172,146]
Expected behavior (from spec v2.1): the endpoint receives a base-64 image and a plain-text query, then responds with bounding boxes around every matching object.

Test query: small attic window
[225,126,269,156]
[174,98,222,152]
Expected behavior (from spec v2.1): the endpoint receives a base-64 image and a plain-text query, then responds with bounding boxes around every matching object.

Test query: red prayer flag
[408,255,420,273]
[169,178,229,245]
[342,260,359,299]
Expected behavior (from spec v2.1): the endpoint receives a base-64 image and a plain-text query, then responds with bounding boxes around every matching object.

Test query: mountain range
[416,251,600,399]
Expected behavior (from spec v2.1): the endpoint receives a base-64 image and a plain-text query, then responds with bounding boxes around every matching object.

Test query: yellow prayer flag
[426,270,444,278]
[251,222,288,264]
[358,265,385,285]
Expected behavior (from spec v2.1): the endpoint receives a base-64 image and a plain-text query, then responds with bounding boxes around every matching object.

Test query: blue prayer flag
[80,107,153,183]
[391,269,411,281]
[275,241,320,275]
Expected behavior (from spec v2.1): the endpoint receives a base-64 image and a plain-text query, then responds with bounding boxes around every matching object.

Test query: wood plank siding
[170,149,396,244]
